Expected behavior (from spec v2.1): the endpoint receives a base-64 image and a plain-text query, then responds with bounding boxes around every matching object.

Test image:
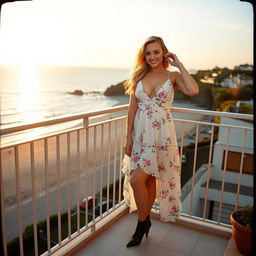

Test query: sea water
[0,65,130,127]
[0,65,131,145]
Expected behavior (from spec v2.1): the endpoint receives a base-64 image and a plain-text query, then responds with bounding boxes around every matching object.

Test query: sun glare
[18,64,38,92]
[17,64,44,123]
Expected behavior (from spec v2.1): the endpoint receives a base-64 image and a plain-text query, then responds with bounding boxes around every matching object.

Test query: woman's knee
[130,173,139,189]
[130,165,148,189]
[147,175,155,183]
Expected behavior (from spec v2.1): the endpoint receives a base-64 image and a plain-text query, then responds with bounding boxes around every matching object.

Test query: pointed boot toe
[126,218,148,247]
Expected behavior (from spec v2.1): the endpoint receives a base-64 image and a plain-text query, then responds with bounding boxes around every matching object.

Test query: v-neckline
[141,79,170,100]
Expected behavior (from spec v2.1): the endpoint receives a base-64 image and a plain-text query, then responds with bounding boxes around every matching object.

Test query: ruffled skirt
[121,141,182,222]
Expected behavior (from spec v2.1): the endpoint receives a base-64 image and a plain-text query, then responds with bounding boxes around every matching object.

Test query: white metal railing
[180,119,252,213]
[0,104,253,256]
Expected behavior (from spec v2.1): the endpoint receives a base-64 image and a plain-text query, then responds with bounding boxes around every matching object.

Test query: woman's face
[144,41,164,68]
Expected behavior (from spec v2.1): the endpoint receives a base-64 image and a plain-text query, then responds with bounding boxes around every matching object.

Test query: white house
[238,64,253,71]
[220,74,239,88]
[220,73,253,88]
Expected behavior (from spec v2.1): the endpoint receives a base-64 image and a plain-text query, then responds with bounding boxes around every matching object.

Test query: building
[238,64,253,71]
[220,73,253,88]
[199,73,218,84]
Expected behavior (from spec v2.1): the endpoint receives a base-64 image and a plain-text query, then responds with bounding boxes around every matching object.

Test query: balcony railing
[0,104,253,256]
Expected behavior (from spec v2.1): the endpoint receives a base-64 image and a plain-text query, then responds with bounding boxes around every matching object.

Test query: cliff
[103,80,126,96]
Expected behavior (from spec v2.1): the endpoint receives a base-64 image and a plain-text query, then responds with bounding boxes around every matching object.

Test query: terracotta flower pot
[230,212,253,256]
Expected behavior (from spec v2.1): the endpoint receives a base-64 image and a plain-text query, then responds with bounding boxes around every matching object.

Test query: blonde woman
[121,36,199,247]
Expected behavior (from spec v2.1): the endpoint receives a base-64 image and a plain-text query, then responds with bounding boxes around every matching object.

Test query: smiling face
[144,41,165,69]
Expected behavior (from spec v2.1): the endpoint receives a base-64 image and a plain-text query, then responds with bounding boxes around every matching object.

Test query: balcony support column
[83,117,89,127]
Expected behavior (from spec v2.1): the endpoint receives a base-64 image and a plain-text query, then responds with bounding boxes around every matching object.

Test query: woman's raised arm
[165,52,199,96]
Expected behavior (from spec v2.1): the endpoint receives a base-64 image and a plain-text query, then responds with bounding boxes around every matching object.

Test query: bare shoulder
[169,71,181,89]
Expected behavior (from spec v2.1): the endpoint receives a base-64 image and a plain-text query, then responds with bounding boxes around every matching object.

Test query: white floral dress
[121,76,182,222]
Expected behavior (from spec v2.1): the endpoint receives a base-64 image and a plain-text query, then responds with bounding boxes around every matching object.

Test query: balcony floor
[73,212,231,256]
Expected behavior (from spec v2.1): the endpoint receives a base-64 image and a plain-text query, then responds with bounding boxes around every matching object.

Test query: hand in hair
[164,52,182,68]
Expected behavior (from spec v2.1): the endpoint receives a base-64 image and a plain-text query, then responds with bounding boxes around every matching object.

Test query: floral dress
[121,76,182,222]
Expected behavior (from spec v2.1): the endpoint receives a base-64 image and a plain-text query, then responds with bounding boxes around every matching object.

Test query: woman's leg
[146,176,156,215]
[130,164,149,221]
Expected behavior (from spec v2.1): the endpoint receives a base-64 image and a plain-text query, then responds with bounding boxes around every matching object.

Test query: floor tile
[191,239,227,256]
[152,246,187,256]
[158,223,202,255]
[108,213,138,237]
[143,216,174,246]
[74,218,128,256]
[199,230,230,246]
[113,242,157,256]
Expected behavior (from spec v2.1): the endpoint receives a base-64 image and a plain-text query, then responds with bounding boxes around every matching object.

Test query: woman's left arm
[165,52,199,96]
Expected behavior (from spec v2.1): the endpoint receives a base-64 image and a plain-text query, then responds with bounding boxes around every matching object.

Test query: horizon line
[0,63,253,71]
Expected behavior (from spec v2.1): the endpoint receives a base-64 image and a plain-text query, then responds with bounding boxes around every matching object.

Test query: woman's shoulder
[169,70,179,77]
[169,71,179,89]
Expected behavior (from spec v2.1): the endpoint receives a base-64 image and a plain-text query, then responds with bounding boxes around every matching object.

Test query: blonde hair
[124,36,170,95]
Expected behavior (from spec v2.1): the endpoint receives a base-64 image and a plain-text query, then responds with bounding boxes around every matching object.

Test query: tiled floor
[74,212,230,256]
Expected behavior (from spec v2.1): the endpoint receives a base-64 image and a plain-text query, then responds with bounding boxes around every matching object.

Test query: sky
[0,0,253,70]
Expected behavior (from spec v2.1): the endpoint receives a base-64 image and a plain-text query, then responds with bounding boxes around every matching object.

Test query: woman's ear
[163,52,168,59]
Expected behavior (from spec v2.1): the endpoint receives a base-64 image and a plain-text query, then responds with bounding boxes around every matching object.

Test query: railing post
[0,156,7,256]
[91,224,96,232]
[83,117,89,127]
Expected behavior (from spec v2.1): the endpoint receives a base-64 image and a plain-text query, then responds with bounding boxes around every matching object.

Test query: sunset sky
[0,0,253,70]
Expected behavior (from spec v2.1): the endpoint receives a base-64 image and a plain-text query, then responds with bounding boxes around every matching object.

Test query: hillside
[103,65,253,111]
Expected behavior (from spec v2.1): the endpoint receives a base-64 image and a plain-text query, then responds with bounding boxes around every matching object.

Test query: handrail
[0,104,253,136]
[171,107,253,120]
[0,105,128,136]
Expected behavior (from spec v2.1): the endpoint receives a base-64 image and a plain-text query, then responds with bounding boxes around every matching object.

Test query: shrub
[233,205,253,228]
[220,100,236,112]
[239,104,253,114]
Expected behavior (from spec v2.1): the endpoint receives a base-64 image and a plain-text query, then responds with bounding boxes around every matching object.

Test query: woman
[121,36,199,247]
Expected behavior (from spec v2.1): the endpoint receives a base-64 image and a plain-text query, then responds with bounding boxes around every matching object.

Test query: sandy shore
[1,95,210,207]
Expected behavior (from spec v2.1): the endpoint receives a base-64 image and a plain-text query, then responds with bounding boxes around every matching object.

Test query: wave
[65,90,103,95]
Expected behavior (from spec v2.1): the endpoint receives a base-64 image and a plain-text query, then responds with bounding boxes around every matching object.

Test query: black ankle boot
[126,218,148,247]
[132,215,151,238]
[145,215,151,237]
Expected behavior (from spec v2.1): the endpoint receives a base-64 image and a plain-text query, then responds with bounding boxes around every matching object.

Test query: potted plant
[230,205,253,256]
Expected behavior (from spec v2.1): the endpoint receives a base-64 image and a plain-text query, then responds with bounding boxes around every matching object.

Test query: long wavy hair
[124,36,170,95]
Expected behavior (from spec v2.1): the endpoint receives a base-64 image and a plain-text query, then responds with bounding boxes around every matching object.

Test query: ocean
[0,65,130,129]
